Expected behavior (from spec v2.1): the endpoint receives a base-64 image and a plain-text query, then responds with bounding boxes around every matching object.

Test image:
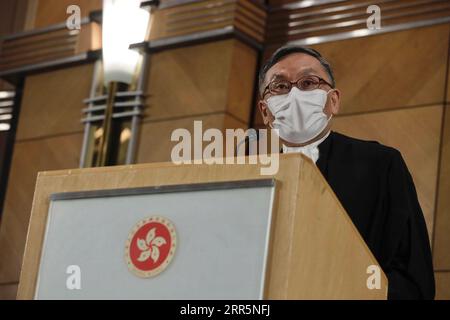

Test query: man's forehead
[266,53,325,81]
[271,67,316,79]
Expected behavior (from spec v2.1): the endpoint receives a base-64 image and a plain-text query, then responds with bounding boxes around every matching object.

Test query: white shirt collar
[282,130,330,163]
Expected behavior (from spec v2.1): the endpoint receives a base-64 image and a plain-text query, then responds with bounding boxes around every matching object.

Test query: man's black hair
[258,45,336,96]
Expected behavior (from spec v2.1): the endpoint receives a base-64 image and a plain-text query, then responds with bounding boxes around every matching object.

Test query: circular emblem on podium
[125,216,177,278]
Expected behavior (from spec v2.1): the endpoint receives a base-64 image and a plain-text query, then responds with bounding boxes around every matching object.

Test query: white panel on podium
[34,179,276,299]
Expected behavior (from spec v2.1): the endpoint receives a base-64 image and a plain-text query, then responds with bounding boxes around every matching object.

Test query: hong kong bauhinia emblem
[125,216,177,278]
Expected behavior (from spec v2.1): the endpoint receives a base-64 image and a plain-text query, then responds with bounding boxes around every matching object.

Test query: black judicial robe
[315,131,435,300]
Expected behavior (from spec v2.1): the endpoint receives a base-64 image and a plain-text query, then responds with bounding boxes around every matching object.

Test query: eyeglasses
[262,75,334,99]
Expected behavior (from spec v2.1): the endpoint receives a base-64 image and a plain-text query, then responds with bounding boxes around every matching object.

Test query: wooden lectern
[17,153,387,299]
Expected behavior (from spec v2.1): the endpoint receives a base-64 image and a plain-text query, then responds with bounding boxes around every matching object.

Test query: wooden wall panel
[145,40,232,120]
[0,0,29,90]
[227,40,258,123]
[145,39,257,124]
[137,113,247,164]
[433,105,450,270]
[265,1,450,45]
[447,62,450,103]
[310,24,449,115]
[16,64,93,141]
[435,272,450,300]
[0,82,14,92]
[141,39,257,166]
[268,0,296,5]
[0,0,29,36]
[0,22,101,73]
[332,105,443,239]
[0,283,18,300]
[0,0,16,36]
[0,134,8,188]
[148,0,266,43]
[0,133,83,283]
[34,0,102,29]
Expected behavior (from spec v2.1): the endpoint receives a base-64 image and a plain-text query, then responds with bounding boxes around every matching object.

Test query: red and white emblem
[125,216,177,278]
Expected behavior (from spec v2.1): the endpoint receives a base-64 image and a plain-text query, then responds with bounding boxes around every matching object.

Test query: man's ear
[329,89,341,115]
[258,99,271,126]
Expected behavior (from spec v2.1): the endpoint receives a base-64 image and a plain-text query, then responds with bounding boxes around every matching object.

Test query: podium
[17,153,387,299]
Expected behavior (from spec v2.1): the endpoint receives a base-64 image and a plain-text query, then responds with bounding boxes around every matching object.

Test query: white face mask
[266,87,334,144]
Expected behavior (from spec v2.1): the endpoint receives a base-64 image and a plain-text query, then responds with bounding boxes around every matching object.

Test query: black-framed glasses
[262,75,334,99]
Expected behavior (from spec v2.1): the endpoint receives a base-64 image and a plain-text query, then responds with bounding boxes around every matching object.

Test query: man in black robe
[257,45,435,299]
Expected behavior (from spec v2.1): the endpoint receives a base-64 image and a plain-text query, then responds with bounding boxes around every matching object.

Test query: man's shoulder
[331,131,401,162]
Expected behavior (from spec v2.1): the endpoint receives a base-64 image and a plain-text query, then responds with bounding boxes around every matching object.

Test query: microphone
[236,130,259,156]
